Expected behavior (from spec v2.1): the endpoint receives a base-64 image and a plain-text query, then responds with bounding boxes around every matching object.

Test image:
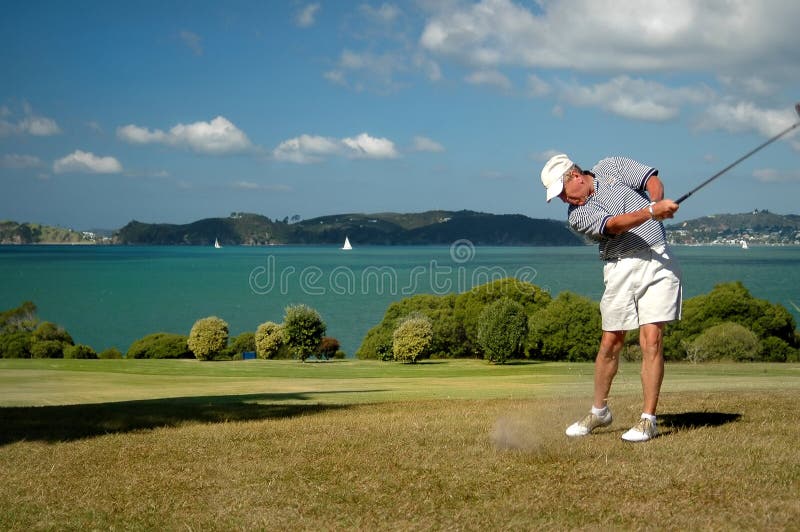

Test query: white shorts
[601,244,682,331]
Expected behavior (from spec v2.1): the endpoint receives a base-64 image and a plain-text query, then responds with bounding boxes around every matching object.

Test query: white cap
[540,153,574,202]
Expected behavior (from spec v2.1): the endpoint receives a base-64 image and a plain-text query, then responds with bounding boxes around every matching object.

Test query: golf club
[675,102,800,204]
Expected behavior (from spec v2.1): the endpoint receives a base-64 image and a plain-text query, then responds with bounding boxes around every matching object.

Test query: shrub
[318,337,341,360]
[255,321,286,359]
[527,291,602,361]
[32,321,74,345]
[30,339,65,359]
[664,281,797,360]
[64,344,98,359]
[126,333,192,359]
[224,332,256,358]
[188,316,229,361]
[456,278,551,357]
[392,315,433,364]
[477,298,528,364]
[283,305,326,362]
[758,337,796,362]
[99,347,123,359]
[0,331,32,358]
[688,322,762,362]
[0,301,38,333]
[357,294,465,359]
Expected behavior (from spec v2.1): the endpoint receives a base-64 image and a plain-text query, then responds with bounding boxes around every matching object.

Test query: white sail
[214,238,222,249]
[741,240,748,250]
[341,236,352,250]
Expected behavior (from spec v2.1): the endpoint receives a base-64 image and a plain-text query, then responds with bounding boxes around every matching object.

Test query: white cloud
[0,104,61,137]
[753,168,800,183]
[1,154,45,168]
[273,132,399,163]
[53,150,123,174]
[117,116,253,155]
[179,30,203,56]
[273,134,342,164]
[559,76,712,121]
[326,50,408,93]
[342,133,399,159]
[296,3,320,28]
[412,136,445,152]
[19,115,61,136]
[419,0,800,80]
[117,124,168,144]
[697,101,799,139]
[465,70,512,91]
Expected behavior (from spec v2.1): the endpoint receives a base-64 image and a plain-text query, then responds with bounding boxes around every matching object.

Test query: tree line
[1,279,797,363]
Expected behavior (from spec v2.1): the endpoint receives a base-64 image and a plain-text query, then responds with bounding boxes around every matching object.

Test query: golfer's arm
[604,209,654,235]
[604,175,666,235]
[645,174,664,202]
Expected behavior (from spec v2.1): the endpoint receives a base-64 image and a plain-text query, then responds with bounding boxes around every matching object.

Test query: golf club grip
[675,193,690,204]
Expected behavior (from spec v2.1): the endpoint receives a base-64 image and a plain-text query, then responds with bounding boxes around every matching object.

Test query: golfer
[540,154,682,442]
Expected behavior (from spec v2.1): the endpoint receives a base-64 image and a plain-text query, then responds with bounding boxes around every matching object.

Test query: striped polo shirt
[567,156,666,260]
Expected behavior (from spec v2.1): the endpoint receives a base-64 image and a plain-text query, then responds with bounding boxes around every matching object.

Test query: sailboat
[341,236,352,250]
[214,238,222,249]
[741,240,748,250]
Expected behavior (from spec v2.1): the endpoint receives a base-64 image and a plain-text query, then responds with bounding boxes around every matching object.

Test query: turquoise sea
[1,244,799,355]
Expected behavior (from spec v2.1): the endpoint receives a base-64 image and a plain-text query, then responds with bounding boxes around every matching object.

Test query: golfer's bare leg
[639,322,665,415]
[593,330,625,409]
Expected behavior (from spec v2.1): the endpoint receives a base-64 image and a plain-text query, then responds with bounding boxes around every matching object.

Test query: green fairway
[1,359,798,530]
[1,358,798,407]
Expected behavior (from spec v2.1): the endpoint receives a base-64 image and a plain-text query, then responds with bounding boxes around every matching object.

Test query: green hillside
[0,221,94,244]
[666,210,800,245]
[114,210,583,246]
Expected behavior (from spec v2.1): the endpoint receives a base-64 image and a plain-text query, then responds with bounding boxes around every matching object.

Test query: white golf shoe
[621,417,658,442]
[565,409,612,437]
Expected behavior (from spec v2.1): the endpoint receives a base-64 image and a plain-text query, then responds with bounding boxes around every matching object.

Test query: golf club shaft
[675,103,800,204]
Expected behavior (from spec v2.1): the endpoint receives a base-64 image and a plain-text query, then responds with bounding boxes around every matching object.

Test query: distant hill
[0,221,97,244]
[8,210,799,246]
[666,210,800,245]
[114,210,584,246]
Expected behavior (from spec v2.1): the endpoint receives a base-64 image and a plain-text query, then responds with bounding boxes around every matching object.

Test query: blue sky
[2,0,800,230]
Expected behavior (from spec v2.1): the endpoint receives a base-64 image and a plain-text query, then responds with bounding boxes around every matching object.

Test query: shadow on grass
[0,390,380,446]
[659,411,742,432]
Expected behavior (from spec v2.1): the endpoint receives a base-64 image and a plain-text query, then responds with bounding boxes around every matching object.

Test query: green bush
[357,294,465,359]
[64,344,98,359]
[187,316,229,361]
[392,315,433,364]
[0,301,38,333]
[456,278,550,357]
[664,282,797,360]
[283,305,326,362]
[126,333,192,359]
[30,339,65,359]
[255,321,286,359]
[477,298,528,364]
[99,347,123,359]
[527,291,602,361]
[687,322,762,362]
[0,331,32,358]
[32,321,74,345]
[224,332,256,358]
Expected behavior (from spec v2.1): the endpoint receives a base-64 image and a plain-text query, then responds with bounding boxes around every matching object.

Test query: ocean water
[1,243,799,355]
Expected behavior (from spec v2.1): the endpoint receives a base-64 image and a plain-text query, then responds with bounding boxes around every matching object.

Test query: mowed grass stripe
[1,359,798,407]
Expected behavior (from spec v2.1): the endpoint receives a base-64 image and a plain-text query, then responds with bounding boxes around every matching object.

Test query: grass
[1,359,798,530]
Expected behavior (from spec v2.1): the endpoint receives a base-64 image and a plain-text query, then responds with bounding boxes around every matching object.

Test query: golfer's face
[559,172,590,206]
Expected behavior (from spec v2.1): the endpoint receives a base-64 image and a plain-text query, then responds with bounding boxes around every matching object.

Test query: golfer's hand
[653,200,679,220]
